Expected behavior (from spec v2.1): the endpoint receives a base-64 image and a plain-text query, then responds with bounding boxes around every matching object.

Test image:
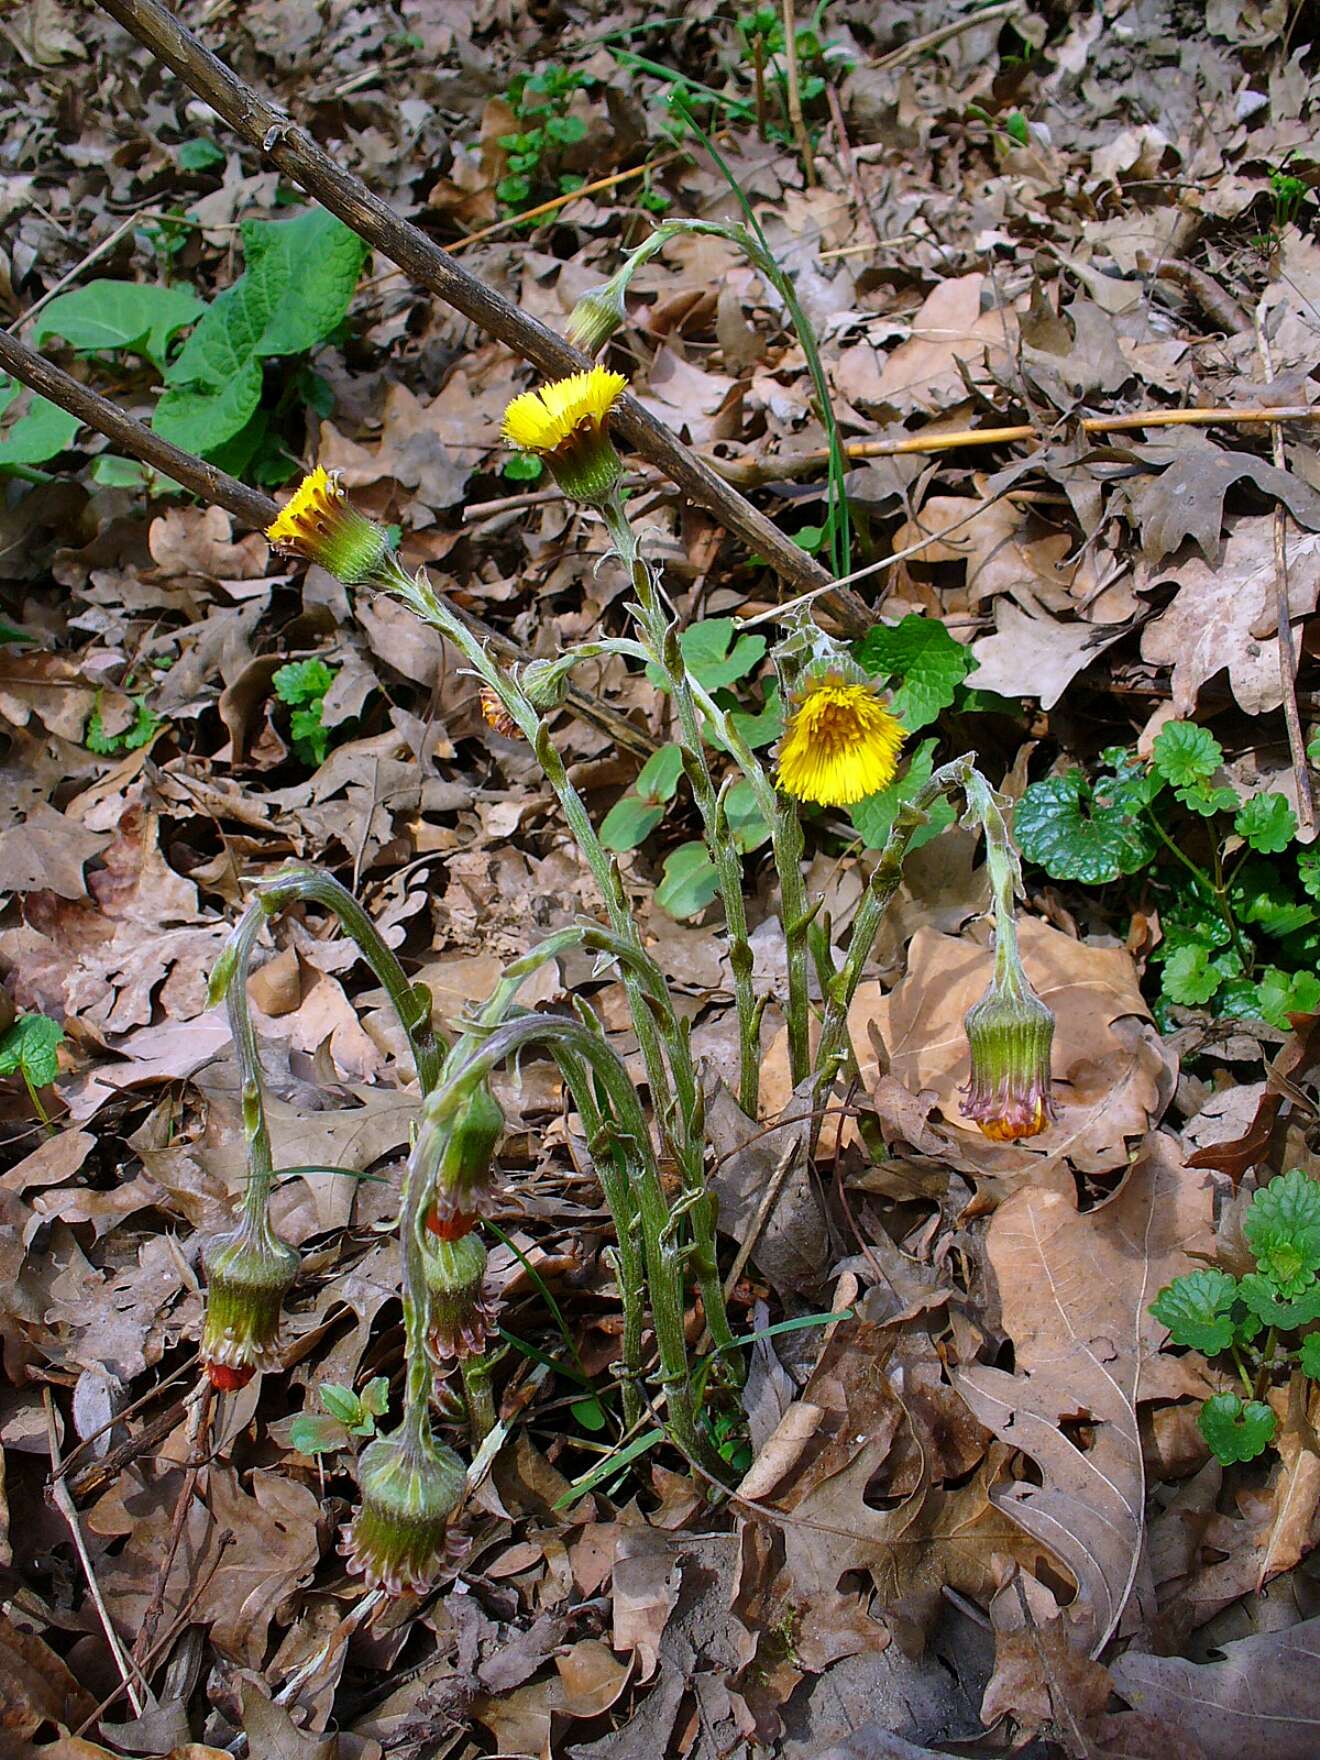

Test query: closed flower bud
[341,1427,466,1595]
[424,1230,498,1362]
[426,1078,505,1240]
[519,656,571,713]
[265,467,393,586]
[565,278,629,357]
[200,1216,299,1390]
[960,967,1057,1142]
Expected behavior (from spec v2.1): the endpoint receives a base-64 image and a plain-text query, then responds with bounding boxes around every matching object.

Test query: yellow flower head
[265,466,391,586]
[775,674,906,807]
[502,368,627,506]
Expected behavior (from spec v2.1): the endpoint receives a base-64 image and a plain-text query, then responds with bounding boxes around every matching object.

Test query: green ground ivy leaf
[1244,1169,1320,1295]
[1198,1392,1276,1466]
[1298,848,1320,901]
[855,614,975,732]
[656,842,720,918]
[1300,1333,1320,1379]
[1237,1273,1320,1328]
[1235,792,1298,854]
[649,618,766,692]
[0,375,81,468]
[1150,720,1222,787]
[1014,757,1159,883]
[1149,1268,1239,1353]
[1162,943,1221,1006]
[849,737,954,851]
[1230,859,1316,940]
[0,1014,65,1087]
[1257,967,1320,1030]
[600,795,665,852]
[273,659,335,707]
[33,280,206,371]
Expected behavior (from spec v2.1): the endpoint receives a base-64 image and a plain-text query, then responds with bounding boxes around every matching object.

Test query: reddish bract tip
[426,1207,476,1241]
[206,1361,256,1392]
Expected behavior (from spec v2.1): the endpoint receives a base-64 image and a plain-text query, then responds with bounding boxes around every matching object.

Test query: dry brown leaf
[863,918,1175,1176]
[953,1135,1216,1653]
[833,273,1017,417]
[968,599,1129,710]
[0,802,109,899]
[611,1524,680,1683]
[0,1607,96,1734]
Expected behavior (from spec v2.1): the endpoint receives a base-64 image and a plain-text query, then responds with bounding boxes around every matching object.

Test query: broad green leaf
[635,742,685,803]
[318,1383,366,1426]
[1237,1272,1320,1328]
[0,1014,65,1087]
[1149,1269,1239,1353]
[1150,720,1222,787]
[178,138,226,171]
[724,778,770,852]
[1244,1169,1320,1295]
[600,795,665,851]
[855,614,975,732]
[359,1376,390,1417]
[1257,966,1320,1030]
[33,280,205,370]
[153,362,263,454]
[502,451,542,481]
[728,681,783,751]
[1300,1332,1320,1378]
[570,1396,608,1431]
[656,841,720,918]
[1235,791,1297,854]
[1197,1392,1275,1465]
[1230,859,1316,940]
[670,618,766,691]
[1162,944,1221,1007]
[0,376,81,468]
[1014,758,1159,883]
[273,659,335,707]
[849,737,953,851]
[288,1413,349,1455]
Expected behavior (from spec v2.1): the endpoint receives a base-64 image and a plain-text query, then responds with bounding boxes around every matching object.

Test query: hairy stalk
[210,900,278,1228]
[420,1016,731,1482]
[602,499,762,1120]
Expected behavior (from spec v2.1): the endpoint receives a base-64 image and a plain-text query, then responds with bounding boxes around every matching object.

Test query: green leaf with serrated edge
[288,1413,350,1455]
[1198,1392,1276,1465]
[656,842,720,919]
[1149,1269,1239,1353]
[273,659,335,707]
[289,705,328,767]
[1175,779,1240,817]
[1300,1333,1320,1378]
[0,1015,65,1087]
[32,280,206,370]
[1298,848,1320,901]
[635,743,685,803]
[1244,1169,1320,1295]
[0,377,81,468]
[1235,792,1298,854]
[1258,967,1320,1031]
[600,795,665,852]
[359,1376,390,1417]
[1230,859,1316,940]
[850,737,953,851]
[1151,720,1222,787]
[1014,762,1159,883]
[855,615,975,732]
[674,618,767,691]
[1238,1273,1320,1327]
[318,1383,366,1427]
[1163,943,1221,1006]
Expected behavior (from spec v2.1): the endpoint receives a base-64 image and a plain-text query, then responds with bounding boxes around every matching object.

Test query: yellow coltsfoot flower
[775,673,906,807]
[266,465,392,586]
[502,367,627,506]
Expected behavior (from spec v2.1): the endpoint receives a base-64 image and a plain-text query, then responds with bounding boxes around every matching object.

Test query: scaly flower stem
[211,900,278,1231]
[602,497,762,1119]
[422,1017,731,1482]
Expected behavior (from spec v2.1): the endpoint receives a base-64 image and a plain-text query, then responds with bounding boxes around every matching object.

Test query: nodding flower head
[960,962,1058,1142]
[265,467,393,586]
[424,1229,498,1363]
[200,1216,299,1391]
[501,368,627,506]
[341,1425,466,1595]
[565,278,629,357]
[425,1077,505,1241]
[775,671,906,808]
[479,686,520,740]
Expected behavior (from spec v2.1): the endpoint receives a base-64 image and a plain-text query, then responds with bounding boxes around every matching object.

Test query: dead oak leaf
[1129,438,1320,564]
[953,1135,1216,1655]
[968,599,1130,710]
[834,273,1018,418]
[0,802,108,899]
[1139,518,1320,715]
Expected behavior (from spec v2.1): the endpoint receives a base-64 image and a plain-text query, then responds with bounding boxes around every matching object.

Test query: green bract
[1198,1392,1276,1466]
[1243,1169,1320,1296]
[1149,1268,1239,1354]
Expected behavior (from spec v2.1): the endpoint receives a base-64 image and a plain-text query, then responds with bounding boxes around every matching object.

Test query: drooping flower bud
[340,1425,466,1595]
[265,466,393,586]
[565,276,629,357]
[479,686,520,740]
[960,959,1057,1142]
[518,656,572,714]
[200,1215,299,1390]
[424,1229,498,1362]
[501,368,627,508]
[425,1077,505,1240]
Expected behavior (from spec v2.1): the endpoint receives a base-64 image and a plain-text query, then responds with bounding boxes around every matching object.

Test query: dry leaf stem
[780,0,816,188]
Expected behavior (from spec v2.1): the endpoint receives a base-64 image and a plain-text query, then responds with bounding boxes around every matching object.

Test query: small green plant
[1016,721,1318,1028]
[85,689,162,755]
[495,65,594,217]
[0,1013,65,1125]
[272,658,340,767]
[289,1377,390,1456]
[731,9,852,144]
[1150,1168,1320,1466]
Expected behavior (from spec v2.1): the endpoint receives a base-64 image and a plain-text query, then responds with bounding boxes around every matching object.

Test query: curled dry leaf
[953,1135,1216,1654]
[861,918,1175,1176]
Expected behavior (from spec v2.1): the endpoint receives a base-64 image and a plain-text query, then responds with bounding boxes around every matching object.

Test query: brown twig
[872,0,1024,71]
[0,327,653,759]
[1256,305,1315,837]
[93,0,866,626]
[780,0,816,188]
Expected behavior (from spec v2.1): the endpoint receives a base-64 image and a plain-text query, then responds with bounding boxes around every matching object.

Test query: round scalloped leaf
[1243,1169,1320,1295]
[1014,768,1158,883]
[1149,1268,1239,1353]
[1237,1273,1320,1328]
[1234,792,1298,855]
[1151,720,1222,787]
[1162,944,1221,1007]
[1197,1392,1276,1466]
[1300,1333,1320,1379]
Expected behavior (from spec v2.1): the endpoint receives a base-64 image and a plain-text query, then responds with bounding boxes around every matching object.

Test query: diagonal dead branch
[92,0,875,635]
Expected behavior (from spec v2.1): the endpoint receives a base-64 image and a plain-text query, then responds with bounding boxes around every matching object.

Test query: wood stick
[92,0,871,629]
[781,0,816,189]
[0,327,654,759]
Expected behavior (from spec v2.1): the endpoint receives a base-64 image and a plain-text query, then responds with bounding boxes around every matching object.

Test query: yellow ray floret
[265,465,391,585]
[775,676,905,807]
[502,367,628,454]
[266,465,339,550]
